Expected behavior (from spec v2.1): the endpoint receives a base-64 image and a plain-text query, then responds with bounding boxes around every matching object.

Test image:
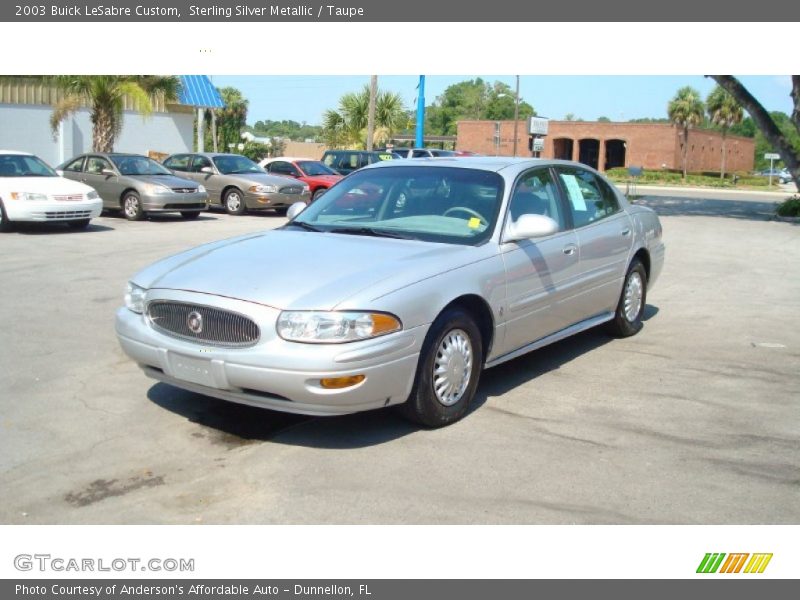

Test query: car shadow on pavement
[633,196,779,221]
[148,305,659,449]
[9,222,115,234]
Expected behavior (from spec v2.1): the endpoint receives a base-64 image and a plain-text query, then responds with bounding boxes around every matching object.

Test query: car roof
[0,150,33,156]
[362,156,579,173]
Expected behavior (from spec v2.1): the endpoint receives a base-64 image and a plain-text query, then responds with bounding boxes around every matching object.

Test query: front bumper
[244,190,311,210]
[114,292,424,416]
[141,191,208,212]
[4,198,102,222]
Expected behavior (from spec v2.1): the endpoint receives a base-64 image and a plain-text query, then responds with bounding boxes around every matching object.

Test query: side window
[508,168,565,230]
[556,167,620,228]
[412,150,429,158]
[350,154,361,169]
[190,155,212,173]
[165,155,190,171]
[63,156,85,172]
[85,157,111,175]
[322,154,335,167]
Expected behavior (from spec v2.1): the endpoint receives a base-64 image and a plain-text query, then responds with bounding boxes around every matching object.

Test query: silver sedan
[115,158,665,428]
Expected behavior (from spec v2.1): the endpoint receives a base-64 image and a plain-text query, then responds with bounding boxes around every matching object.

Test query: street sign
[532,137,545,152]
[764,153,780,160]
[528,116,549,136]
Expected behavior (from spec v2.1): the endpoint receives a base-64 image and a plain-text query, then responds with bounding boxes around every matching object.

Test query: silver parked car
[58,153,208,220]
[116,158,665,428]
[163,152,311,215]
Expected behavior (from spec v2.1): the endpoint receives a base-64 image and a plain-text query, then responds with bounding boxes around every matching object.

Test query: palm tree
[706,85,744,179]
[49,76,180,152]
[212,87,249,151]
[667,86,705,179]
[323,85,406,148]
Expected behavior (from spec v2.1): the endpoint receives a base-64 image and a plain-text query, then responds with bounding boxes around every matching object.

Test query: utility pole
[366,75,377,152]
[415,75,425,148]
[512,75,520,157]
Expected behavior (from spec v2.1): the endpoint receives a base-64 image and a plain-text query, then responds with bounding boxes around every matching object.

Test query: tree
[597,116,611,122]
[322,85,406,149]
[709,75,800,191]
[706,85,744,179]
[209,87,248,151]
[49,76,180,152]
[667,86,705,179]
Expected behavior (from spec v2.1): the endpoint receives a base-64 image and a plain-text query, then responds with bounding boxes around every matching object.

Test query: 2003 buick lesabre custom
[115,158,665,427]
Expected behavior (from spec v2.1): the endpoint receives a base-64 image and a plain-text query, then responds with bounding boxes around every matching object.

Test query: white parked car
[0,150,102,231]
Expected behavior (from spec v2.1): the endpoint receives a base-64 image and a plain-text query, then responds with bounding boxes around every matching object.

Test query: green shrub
[776,195,800,217]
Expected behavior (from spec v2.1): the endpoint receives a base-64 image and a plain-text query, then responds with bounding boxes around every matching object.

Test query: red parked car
[259,157,343,201]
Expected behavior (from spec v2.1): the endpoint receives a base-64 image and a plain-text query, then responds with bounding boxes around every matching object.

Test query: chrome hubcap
[623,271,644,322]
[124,196,138,217]
[227,193,241,212]
[433,329,473,407]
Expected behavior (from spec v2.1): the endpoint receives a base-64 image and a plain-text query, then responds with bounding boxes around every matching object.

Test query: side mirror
[200,166,214,174]
[505,214,560,242]
[101,168,116,177]
[286,201,307,220]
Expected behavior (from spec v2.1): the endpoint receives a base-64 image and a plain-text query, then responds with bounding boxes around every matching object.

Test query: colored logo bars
[696,553,773,574]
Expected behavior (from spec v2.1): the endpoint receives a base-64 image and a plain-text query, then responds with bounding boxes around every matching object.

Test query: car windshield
[0,154,57,177]
[214,155,263,175]
[111,155,172,176]
[297,161,338,176]
[290,166,504,246]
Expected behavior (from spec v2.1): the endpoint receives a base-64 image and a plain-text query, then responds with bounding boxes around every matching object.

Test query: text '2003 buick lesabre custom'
[115,157,664,428]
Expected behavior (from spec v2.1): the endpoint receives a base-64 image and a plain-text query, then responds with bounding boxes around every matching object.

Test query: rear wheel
[66,219,90,230]
[605,259,647,337]
[312,188,327,202]
[180,211,200,219]
[224,188,246,215]
[400,308,483,428]
[122,191,145,221]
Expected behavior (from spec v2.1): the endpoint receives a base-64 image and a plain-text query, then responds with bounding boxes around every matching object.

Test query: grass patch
[606,168,774,189]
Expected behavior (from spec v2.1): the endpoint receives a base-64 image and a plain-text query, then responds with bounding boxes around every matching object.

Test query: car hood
[0,176,95,195]
[129,174,198,189]
[133,230,485,310]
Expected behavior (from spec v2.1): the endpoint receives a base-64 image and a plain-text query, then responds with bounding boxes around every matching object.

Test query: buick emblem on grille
[187,310,203,334]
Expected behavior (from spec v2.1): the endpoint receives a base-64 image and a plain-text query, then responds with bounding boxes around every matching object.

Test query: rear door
[554,166,633,319]
[497,167,582,355]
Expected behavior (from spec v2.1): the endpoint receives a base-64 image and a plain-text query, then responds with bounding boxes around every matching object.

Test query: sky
[210,75,794,127]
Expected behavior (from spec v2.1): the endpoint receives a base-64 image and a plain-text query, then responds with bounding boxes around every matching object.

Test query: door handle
[562,244,577,256]
[621,228,631,236]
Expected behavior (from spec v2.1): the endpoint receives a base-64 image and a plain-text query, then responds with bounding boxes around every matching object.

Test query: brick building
[456,120,755,173]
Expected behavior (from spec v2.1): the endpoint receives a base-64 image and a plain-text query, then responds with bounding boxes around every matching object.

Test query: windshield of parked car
[289,166,504,246]
[213,155,264,175]
[297,161,338,176]
[111,155,172,176]
[0,154,57,177]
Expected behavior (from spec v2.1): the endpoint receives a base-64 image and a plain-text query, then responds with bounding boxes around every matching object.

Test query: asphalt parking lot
[1,197,798,524]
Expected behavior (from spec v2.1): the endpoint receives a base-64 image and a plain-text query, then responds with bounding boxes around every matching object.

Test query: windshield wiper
[329,226,412,240]
[283,221,321,232]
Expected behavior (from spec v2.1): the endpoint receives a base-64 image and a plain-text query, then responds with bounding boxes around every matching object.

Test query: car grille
[53,194,84,202]
[147,301,260,347]
[171,187,198,193]
[32,210,93,220]
[279,185,304,195]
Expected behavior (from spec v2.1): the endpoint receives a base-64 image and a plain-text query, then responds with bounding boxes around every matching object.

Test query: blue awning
[178,75,224,109]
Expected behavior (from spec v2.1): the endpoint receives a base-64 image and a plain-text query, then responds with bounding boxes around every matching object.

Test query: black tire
[312,188,327,202]
[605,259,647,338]
[122,191,145,221]
[0,200,13,232]
[274,206,288,216]
[180,211,200,220]
[400,308,483,428]
[224,188,246,215]
[66,219,91,230]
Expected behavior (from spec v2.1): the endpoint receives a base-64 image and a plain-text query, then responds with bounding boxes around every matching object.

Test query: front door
[82,156,118,209]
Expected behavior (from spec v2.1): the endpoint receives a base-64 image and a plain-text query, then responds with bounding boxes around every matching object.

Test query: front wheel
[312,188,327,202]
[605,259,647,337]
[122,191,145,221]
[400,308,483,428]
[224,189,246,215]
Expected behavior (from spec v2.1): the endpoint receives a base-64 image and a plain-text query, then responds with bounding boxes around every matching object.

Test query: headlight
[124,282,147,314]
[197,184,206,193]
[249,185,278,194]
[142,183,171,195]
[10,192,48,201]
[277,311,401,343]
[86,190,100,200]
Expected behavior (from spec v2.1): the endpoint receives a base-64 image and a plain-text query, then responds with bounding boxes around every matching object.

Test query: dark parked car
[393,148,459,158]
[321,150,395,175]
